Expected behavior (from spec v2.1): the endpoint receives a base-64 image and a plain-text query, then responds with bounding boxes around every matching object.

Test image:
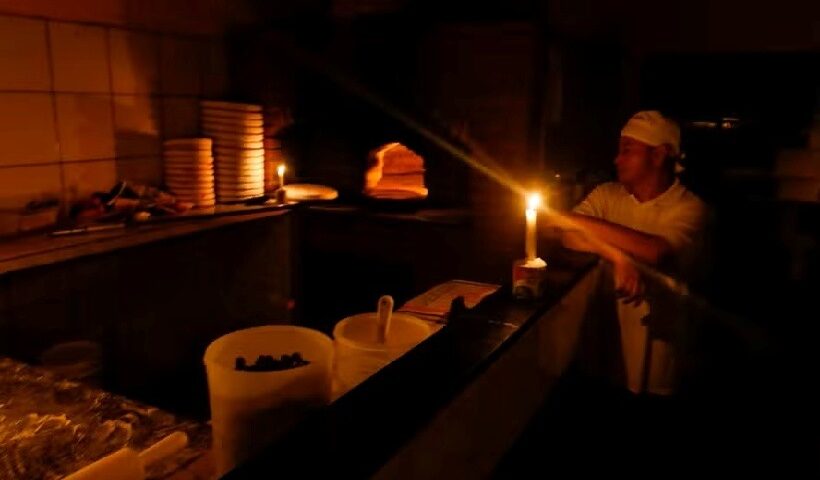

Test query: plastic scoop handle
[377,295,394,344]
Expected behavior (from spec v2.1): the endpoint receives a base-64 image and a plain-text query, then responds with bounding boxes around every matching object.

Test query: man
[558,110,707,395]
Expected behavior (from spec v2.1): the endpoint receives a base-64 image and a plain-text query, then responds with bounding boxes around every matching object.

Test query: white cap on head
[621,110,681,156]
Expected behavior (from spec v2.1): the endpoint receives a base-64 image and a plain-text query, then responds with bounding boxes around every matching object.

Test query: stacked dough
[200,100,265,203]
[162,138,216,207]
[364,142,428,199]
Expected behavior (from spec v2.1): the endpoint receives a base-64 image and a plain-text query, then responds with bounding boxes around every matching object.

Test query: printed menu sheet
[399,280,501,323]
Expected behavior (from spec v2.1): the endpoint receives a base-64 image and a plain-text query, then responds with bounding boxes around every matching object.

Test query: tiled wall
[0,13,228,210]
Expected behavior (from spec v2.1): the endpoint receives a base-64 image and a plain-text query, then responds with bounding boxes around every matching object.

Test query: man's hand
[613,257,645,306]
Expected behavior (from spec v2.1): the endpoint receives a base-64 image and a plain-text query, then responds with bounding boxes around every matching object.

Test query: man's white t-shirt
[573,180,707,394]
[573,180,707,276]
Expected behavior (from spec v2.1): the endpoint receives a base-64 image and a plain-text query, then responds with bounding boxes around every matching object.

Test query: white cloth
[621,110,681,156]
[574,180,707,394]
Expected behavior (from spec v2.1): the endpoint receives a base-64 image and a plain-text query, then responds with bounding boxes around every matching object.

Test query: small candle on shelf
[274,164,287,203]
[525,192,541,262]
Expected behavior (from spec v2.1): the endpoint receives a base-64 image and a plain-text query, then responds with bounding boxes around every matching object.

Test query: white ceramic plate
[282,183,339,201]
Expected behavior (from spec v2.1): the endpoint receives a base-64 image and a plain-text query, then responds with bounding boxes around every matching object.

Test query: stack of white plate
[200,100,265,203]
[162,138,216,207]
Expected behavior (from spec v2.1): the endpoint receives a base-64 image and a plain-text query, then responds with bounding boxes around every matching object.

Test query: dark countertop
[0,358,210,480]
[0,206,291,277]
[305,204,473,226]
[226,250,598,479]
[0,201,466,278]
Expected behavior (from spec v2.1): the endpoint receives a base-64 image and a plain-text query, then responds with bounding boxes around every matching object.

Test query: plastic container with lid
[333,312,431,394]
[203,325,333,477]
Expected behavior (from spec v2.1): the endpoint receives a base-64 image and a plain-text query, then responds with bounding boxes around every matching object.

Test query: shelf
[0,206,292,277]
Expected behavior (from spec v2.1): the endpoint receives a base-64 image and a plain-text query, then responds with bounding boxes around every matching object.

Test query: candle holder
[512,257,547,300]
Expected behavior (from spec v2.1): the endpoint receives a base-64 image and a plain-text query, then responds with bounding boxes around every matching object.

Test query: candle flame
[277,164,286,176]
[526,192,541,211]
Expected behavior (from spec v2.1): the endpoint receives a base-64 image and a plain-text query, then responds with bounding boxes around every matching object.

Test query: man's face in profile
[615,136,656,187]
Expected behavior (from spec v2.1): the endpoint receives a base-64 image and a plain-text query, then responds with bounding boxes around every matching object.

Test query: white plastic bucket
[333,313,431,394]
[203,325,333,476]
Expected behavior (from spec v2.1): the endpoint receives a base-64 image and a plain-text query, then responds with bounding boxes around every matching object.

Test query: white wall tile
[113,95,161,157]
[0,15,51,91]
[160,35,202,95]
[49,22,110,92]
[109,29,160,94]
[0,164,62,209]
[56,94,115,161]
[0,93,60,166]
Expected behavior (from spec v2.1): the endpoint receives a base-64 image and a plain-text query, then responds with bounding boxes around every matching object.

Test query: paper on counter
[399,280,500,323]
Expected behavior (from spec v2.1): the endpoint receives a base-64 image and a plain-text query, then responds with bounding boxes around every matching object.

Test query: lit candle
[525,192,541,261]
[277,164,286,188]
